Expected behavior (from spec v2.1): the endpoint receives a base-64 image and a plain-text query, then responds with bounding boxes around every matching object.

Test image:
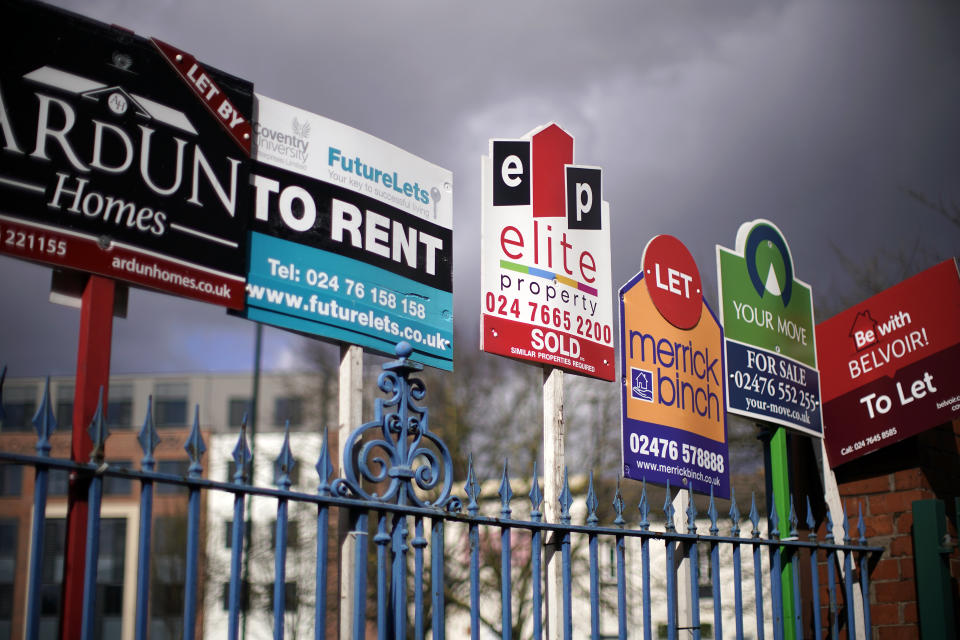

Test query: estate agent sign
[620,235,730,498]
[480,123,614,380]
[0,0,253,308]
[243,95,454,370]
[717,220,823,437]
[817,259,960,466]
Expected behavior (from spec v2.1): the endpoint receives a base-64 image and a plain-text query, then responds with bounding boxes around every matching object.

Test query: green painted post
[912,499,956,639]
[769,426,797,640]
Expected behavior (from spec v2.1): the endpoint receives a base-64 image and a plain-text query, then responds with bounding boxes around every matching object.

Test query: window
[48,468,69,496]
[151,516,186,639]
[156,460,190,494]
[221,580,250,611]
[103,460,132,496]
[154,383,188,427]
[0,465,22,497]
[267,582,298,612]
[2,385,36,431]
[106,384,134,429]
[224,519,250,549]
[270,519,300,550]
[0,519,17,639]
[56,384,74,429]
[228,397,251,428]
[40,517,126,638]
[273,396,303,427]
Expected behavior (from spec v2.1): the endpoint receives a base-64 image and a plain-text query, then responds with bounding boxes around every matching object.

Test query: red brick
[894,512,913,535]
[902,602,917,623]
[889,535,914,558]
[869,489,931,516]
[892,469,927,491]
[878,625,921,640]
[840,475,892,495]
[864,514,894,537]
[899,558,914,580]
[870,602,901,625]
[875,579,915,603]
[871,558,900,581]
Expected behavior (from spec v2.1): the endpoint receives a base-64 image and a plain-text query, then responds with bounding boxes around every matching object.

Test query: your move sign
[0,1,253,308]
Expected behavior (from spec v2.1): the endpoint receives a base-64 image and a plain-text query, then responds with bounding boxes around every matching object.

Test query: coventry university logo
[744,223,793,307]
[631,367,654,402]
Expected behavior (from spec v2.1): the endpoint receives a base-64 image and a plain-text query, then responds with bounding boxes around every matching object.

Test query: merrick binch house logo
[631,367,654,402]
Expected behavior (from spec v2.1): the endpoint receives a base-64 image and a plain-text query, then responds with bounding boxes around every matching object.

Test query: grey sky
[2,0,958,376]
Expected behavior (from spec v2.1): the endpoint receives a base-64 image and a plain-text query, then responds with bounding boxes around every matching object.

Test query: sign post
[481,122,612,639]
[717,219,824,640]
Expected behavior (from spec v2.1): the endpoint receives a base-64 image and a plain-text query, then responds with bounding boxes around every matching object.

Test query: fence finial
[559,467,572,525]
[333,342,460,512]
[686,486,698,534]
[749,492,760,538]
[316,426,333,495]
[789,495,799,538]
[499,459,513,519]
[638,479,650,531]
[274,422,295,491]
[663,480,675,532]
[466,454,480,516]
[32,377,57,456]
[729,488,741,537]
[529,461,543,522]
[613,477,625,527]
[232,413,252,485]
[806,496,817,543]
[708,486,719,536]
[586,471,599,526]
[185,404,206,477]
[138,396,158,470]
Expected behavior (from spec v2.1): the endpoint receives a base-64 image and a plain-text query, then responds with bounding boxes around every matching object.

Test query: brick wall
[827,419,960,639]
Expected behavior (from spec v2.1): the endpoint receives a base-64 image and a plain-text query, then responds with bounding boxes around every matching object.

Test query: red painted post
[59,275,115,640]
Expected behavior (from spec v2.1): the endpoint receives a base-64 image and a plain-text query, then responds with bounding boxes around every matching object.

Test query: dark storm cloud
[1,0,957,375]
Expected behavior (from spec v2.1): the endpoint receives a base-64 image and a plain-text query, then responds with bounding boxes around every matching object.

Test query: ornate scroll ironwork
[333,342,461,512]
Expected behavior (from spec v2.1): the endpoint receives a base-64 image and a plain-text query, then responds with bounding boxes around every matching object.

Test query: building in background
[0,371,328,640]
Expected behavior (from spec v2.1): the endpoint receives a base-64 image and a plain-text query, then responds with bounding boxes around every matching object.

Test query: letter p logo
[566,166,602,230]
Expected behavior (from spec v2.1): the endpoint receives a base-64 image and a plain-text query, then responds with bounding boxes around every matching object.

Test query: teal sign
[716,220,823,436]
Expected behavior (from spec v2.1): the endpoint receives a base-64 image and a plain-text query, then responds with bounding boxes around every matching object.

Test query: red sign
[152,39,252,155]
[817,259,960,466]
[642,234,703,330]
[0,215,244,308]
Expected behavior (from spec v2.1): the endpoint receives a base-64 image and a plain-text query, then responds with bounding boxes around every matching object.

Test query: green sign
[716,219,822,436]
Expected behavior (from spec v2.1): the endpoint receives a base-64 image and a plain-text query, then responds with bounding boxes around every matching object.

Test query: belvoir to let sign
[480,123,614,380]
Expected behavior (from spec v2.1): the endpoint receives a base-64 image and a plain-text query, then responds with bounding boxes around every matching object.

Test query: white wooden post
[813,438,866,640]
[339,344,363,640]
[542,366,565,640]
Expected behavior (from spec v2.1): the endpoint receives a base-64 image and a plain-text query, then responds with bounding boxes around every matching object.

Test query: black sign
[565,166,602,230]
[0,1,253,307]
[492,140,531,207]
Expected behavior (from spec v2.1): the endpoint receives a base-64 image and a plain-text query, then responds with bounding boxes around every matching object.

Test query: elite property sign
[243,95,454,370]
[0,1,253,308]
[716,220,823,437]
[480,123,614,381]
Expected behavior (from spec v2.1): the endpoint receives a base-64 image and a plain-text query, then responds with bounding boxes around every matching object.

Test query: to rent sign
[241,95,454,370]
[0,1,252,308]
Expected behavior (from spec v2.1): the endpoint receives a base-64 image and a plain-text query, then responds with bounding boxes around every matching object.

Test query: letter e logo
[492,140,530,206]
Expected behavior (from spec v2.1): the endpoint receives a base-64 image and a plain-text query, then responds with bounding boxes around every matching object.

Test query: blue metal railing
[0,347,883,639]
